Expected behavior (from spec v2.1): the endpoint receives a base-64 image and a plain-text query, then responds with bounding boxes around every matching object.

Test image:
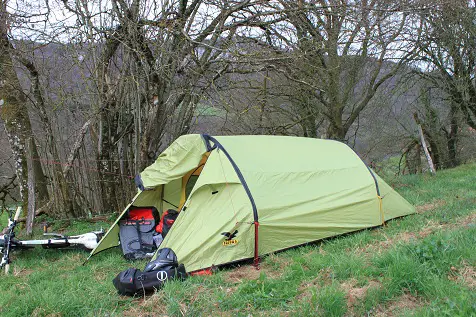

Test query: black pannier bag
[119,206,159,260]
[113,248,187,296]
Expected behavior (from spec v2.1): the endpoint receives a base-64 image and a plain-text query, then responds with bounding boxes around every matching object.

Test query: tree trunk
[26,137,35,236]
[139,85,167,170]
[406,142,422,174]
[95,28,122,213]
[0,5,49,213]
[326,111,346,141]
[445,103,459,168]
[19,55,77,217]
[424,132,441,170]
[417,124,436,174]
[97,113,120,213]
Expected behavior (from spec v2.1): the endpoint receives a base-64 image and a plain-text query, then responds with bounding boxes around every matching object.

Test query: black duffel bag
[112,248,187,296]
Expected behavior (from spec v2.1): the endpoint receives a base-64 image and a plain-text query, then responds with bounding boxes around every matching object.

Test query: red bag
[155,209,179,237]
[128,207,155,220]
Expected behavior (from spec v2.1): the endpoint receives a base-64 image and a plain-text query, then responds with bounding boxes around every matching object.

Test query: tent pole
[253,221,260,269]
[202,135,261,269]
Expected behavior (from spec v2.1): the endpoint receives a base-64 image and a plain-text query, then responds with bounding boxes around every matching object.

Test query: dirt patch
[340,279,382,309]
[426,213,475,231]
[458,213,476,227]
[296,268,335,301]
[317,267,334,286]
[30,307,62,317]
[13,267,34,277]
[223,265,263,283]
[122,292,169,317]
[361,213,475,256]
[31,307,47,317]
[459,264,476,289]
[255,308,292,317]
[383,231,416,247]
[93,269,109,282]
[363,231,418,255]
[416,224,436,239]
[264,253,293,272]
[318,245,327,256]
[296,281,318,302]
[416,200,446,213]
[222,261,283,284]
[374,293,424,317]
[296,278,317,299]
[448,260,476,289]
[223,285,238,294]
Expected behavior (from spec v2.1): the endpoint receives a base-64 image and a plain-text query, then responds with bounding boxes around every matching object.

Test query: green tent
[88,134,415,272]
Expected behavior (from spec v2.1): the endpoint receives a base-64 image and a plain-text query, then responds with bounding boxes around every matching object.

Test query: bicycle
[0,207,104,274]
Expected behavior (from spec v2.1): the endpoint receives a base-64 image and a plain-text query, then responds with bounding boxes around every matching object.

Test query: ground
[0,163,475,317]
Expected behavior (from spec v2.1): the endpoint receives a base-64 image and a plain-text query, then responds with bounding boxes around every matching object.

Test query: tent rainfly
[88,134,415,272]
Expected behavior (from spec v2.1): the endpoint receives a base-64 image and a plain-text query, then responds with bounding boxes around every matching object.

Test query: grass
[0,163,475,316]
[0,210,8,228]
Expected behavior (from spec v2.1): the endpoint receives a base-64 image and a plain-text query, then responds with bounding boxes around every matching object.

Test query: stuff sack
[119,206,159,260]
[155,209,179,238]
[112,265,187,296]
[113,248,187,296]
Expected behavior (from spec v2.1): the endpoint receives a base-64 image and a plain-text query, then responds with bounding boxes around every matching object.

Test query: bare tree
[52,0,271,211]
[416,0,476,128]
[411,0,476,167]
[243,0,419,141]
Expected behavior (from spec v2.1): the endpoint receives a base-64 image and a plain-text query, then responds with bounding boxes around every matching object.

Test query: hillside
[0,163,475,316]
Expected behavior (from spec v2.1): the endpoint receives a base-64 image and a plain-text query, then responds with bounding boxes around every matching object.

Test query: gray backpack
[119,206,159,260]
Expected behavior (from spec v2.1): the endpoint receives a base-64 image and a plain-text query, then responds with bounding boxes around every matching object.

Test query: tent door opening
[178,152,210,210]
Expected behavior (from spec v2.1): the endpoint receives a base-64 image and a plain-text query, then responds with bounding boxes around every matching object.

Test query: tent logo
[221,230,238,246]
[156,271,168,281]
[221,230,238,240]
[222,239,238,246]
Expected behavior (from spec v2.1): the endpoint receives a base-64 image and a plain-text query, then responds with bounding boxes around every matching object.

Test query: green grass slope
[0,164,475,317]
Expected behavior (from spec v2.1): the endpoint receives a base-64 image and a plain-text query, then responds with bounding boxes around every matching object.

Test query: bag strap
[135,218,143,251]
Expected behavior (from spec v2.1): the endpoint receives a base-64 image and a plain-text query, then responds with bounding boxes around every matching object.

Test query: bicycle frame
[2,231,104,250]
